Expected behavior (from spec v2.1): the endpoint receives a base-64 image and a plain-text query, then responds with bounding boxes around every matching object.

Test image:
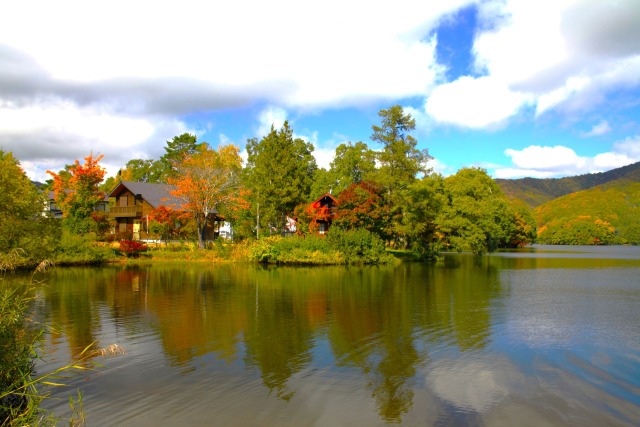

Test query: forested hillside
[496,161,640,208]
[533,179,640,245]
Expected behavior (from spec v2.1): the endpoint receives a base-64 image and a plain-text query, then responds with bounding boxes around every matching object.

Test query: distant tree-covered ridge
[496,161,640,208]
[533,178,640,245]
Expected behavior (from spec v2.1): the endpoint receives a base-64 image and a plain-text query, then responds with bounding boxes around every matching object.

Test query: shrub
[247,229,393,265]
[54,231,113,265]
[118,240,148,258]
[326,228,390,264]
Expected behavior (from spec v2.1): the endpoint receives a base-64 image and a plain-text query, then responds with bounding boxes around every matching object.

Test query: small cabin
[309,193,337,235]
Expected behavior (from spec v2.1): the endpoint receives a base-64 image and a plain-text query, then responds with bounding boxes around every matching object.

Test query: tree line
[1,105,537,265]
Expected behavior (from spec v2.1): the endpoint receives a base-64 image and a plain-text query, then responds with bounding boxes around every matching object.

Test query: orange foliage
[167,144,245,246]
[46,153,106,230]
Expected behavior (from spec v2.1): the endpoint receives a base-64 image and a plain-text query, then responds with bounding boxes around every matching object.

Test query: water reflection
[10,247,639,425]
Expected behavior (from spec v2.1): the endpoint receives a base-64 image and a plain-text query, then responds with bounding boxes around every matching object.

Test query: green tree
[328,141,377,195]
[371,105,430,191]
[0,151,45,254]
[308,168,335,200]
[160,133,206,180]
[402,174,448,260]
[370,105,431,246]
[245,121,317,235]
[119,158,164,183]
[505,200,537,247]
[437,168,515,255]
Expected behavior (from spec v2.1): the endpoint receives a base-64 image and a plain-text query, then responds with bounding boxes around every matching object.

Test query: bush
[54,231,113,265]
[247,229,393,265]
[326,228,390,264]
[118,240,148,258]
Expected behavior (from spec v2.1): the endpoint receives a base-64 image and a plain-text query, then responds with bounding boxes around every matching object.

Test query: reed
[0,261,125,426]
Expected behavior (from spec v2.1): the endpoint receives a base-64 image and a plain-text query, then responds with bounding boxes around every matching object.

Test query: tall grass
[0,261,125,426]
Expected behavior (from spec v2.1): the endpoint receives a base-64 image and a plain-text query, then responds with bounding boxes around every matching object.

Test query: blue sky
[1,0,639,182]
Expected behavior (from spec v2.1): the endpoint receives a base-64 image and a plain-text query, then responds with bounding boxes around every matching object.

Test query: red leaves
[119,240,147,257]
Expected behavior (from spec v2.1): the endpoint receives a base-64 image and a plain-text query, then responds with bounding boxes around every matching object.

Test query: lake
[10,245,640,425]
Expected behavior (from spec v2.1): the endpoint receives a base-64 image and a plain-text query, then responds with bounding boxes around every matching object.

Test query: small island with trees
[2,105,639,271]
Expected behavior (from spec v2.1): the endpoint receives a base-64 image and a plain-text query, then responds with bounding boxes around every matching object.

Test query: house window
[319,222,327,234]
[120,195,128,207]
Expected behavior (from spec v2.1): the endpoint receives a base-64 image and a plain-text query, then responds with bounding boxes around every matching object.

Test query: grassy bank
[114,229,397,266]
[3,228,403,270]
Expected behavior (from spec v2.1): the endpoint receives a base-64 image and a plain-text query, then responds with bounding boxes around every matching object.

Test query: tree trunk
[198,214,209,249]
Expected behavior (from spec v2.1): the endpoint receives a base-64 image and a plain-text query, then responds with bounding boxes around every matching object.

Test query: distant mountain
[496,161,640,208]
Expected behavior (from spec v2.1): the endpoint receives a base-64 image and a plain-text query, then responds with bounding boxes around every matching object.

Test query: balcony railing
[109,206,142,217]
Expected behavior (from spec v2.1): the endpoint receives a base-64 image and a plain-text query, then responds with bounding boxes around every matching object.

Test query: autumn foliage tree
[332,181,392,240]
[148,205,192,241]
[168,144,246,249]
[47,153,106,233]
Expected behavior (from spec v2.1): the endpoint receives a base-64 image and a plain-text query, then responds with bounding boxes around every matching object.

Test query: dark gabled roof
[312,193,338,204]
[108,181,182,209]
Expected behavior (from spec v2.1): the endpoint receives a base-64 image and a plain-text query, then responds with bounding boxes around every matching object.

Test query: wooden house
[108,181,180,239]
[108,181,223,240]
[309,193,337,234]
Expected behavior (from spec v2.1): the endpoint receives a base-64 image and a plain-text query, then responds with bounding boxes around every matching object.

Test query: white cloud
[312,148,336,171]
[2,0,639,179]
[505,145,586,171]
[426,76,529,128]
[0,100,190,182]
[256,106,288,138]
[613,135,640,159]
[581,120,612,137]
[0,1,471,110]
[424,0,640,128]
[426,157,453,176]
[1,1,480,178]
[497,136,640,178]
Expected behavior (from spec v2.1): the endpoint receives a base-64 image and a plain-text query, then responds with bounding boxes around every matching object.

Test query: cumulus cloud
[426,76,529,128]
[0,99,190,181]
[496,136,640,178]
[0,1,469,112]
[424,0,640,128]
[2,0,639,180]
[1,0,479,179]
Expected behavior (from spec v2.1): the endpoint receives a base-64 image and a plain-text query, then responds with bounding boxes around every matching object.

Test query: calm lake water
[7,245,640,426]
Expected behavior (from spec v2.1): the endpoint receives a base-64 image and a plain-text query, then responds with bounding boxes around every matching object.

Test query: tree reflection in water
[33,259,500,424]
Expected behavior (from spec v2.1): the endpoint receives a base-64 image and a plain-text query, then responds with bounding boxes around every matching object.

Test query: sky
[1,0,640,183]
